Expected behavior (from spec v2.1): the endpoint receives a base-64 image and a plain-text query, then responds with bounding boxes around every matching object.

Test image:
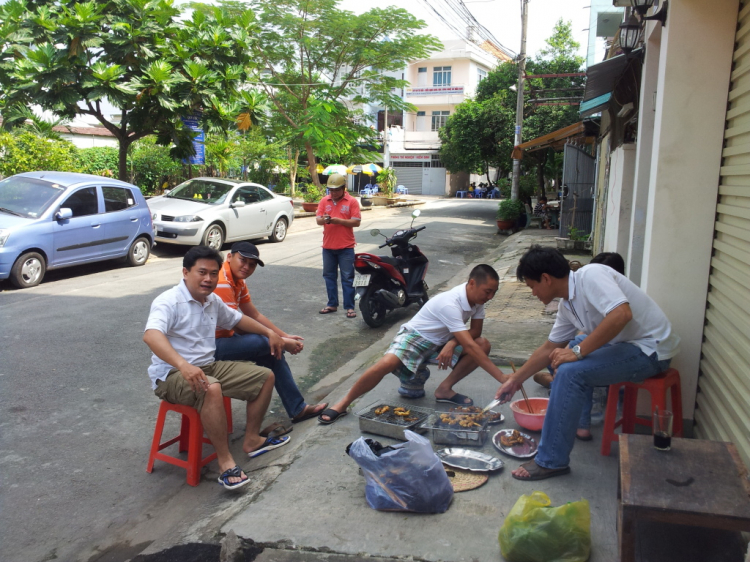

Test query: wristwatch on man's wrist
[571,345,583,360]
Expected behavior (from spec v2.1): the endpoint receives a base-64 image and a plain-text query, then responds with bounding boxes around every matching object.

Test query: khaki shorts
[154,361,270,412]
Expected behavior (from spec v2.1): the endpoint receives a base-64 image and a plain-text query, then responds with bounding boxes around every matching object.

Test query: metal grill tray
[437,448,504,472]
[492,429,538,458]
[354,401,432,440]
[420,413,490,447]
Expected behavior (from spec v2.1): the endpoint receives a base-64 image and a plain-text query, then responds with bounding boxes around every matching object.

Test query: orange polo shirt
[316,192,361,250]
[214,260,251,339]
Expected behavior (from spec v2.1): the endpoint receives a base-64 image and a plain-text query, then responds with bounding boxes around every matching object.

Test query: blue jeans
[535,335,671,470]
[322,247,355,310]
[215,334,305,418]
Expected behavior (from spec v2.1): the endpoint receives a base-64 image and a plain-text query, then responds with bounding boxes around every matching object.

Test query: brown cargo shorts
[154,360,270,412]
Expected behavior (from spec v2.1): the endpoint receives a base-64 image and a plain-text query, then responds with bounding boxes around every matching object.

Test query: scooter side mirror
[412,209,421,218]
[370,229,381,237]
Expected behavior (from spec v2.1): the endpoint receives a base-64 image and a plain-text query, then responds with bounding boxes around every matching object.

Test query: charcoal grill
[354,401,432,440]
[420,413,490,446]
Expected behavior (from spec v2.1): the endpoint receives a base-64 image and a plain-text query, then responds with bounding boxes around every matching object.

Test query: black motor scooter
[353,209,429,327]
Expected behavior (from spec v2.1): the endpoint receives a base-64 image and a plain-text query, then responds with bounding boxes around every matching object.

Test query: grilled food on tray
[374,406,390,416]
[393,407,411,416]
[500,429,525,447]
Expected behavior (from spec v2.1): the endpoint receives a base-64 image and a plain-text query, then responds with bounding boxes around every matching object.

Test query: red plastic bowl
[510,397,549,431]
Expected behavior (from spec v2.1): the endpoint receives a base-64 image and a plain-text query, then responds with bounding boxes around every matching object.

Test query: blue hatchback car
[0,171,154,288]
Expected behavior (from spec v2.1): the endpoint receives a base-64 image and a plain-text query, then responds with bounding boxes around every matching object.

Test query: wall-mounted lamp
[629,0,655,16]
[643,0,668,26]
[619,14,642,55]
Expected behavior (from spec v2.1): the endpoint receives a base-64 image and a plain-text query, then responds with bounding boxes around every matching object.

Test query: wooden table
[618,434,750,562]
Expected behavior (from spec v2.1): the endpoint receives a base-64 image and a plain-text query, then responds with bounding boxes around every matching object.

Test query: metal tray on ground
[492,429,538,458]
[354,401,432,440]
[437,448,504,472]
[420,413,490,447]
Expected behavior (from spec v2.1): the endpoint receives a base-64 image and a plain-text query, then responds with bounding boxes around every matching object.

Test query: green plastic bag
[498,491,591,562]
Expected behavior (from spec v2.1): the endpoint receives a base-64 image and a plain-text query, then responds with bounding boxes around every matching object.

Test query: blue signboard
[181,113,205,165]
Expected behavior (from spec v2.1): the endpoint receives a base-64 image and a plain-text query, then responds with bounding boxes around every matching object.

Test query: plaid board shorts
[386,326,463,386]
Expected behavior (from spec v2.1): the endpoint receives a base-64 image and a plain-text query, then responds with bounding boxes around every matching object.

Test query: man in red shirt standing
[316,173,361,318]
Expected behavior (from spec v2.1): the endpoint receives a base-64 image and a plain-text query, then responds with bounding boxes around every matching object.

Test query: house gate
[559,144,596,238]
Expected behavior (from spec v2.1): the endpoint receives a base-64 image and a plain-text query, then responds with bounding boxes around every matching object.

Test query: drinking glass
[653,410,673,451]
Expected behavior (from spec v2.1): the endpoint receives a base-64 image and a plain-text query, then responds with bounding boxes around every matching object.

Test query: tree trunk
[118,140,130,182]
[288,147,300,196]
[305,142,321,188]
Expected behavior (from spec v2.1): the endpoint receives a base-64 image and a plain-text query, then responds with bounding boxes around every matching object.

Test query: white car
[148,178,294,249]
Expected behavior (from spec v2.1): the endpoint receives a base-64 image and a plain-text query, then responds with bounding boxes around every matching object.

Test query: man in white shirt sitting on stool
[496,245,680,481]
[318,264,508,424]
[143,246,290,491]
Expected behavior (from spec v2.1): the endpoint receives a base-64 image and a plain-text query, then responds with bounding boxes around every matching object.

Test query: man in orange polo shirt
[316,173,361,318]
[214,242,328,426]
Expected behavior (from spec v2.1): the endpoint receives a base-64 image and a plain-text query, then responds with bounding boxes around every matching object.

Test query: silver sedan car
[147,178,294,249]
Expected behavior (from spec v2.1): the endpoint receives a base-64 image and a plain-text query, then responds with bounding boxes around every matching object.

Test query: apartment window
[431,110,450,131]
[477,68,487,83]
[417,67,427,87]
[433,66,452,87]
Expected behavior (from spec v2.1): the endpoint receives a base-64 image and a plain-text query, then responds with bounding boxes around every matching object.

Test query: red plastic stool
[146,396,233,486]
[600,368,683,456]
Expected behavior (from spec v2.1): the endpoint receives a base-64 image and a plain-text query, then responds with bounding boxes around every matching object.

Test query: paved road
[0,197,502,562]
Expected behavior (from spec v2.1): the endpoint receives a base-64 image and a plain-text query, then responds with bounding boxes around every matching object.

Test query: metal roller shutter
[394,164,423,195]
[697,0,750,467]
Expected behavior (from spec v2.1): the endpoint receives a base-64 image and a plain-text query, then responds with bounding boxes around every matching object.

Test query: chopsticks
[510,361,535,414]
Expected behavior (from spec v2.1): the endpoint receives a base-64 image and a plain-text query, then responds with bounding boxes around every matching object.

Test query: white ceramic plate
[492,429,538,458]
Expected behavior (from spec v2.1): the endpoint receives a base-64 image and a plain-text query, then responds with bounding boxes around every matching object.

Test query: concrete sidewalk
[220,229,621,562]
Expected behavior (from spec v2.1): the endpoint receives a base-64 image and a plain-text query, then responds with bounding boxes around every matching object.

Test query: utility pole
[383,106,390,168]
[511,0,529,201]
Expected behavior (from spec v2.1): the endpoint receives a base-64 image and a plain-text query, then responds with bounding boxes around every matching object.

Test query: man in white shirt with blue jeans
[497,246,679,481]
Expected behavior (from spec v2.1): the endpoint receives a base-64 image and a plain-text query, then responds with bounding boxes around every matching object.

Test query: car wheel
[127,237,150,267]
[10,252,46,289]
[201,223,224,250]
[269,217,288,243]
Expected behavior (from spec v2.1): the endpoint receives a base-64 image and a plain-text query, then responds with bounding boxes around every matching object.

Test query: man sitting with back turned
[143,246,290,491]
[214,242,328,427]
[319,264,508,424]
[496,246,679,481]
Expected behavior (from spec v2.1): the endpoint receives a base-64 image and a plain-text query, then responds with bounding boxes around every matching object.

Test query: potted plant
[372,167,398,205]
[556,227,592,252]
[496,199,524,231]
[301,184,323,212]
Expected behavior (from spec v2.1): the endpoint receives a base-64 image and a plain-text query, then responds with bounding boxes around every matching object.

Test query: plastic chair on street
[396,185,408,195]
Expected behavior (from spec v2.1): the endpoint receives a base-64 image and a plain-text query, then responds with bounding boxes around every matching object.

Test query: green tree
[0,0,257,181]
[128,137,184,195]
[1,105,71,141]
[247,0,441,187]
[0,130,80,176]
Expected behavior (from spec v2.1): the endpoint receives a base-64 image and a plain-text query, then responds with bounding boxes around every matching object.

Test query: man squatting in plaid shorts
[318,264,509,424]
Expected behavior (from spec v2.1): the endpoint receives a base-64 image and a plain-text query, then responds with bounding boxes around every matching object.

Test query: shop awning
[578,49,641,117]
[511,122,587,159]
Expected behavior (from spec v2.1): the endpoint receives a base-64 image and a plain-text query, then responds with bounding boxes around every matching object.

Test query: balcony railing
[406,85,465,96]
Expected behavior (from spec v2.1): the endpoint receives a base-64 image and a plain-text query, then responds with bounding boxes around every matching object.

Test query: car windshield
[0,176,65,218]
[165,179,234,205]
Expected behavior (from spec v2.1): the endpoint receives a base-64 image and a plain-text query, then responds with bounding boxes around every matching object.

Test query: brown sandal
[319,307,337,314]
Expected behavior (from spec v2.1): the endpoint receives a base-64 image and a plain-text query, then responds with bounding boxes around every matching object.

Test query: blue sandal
[247,435,290,458]
[217,466,250,490]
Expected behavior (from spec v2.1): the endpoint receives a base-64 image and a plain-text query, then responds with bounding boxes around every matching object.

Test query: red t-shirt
[316,192,361,250]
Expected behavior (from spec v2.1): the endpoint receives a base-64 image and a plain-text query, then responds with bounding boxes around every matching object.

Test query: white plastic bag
[347,430,453,513]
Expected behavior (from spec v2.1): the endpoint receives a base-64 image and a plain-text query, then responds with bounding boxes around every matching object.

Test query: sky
[338,0,591,61]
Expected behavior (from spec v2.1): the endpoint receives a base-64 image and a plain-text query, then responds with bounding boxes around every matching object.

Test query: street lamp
[619,13,642,54]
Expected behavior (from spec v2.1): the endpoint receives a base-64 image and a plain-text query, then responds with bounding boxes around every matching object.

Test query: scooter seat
[376,255,402,267]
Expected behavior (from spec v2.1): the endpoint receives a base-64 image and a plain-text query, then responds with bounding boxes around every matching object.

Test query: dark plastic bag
[498,492,591,562]
[347,430,453,513]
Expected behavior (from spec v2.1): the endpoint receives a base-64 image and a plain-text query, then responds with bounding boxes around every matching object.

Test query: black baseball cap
[229,241,265,266]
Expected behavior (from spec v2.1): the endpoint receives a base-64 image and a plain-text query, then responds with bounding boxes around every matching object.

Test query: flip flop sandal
[260,421,293,439]
[511,461,571,481]
[576,432,594,442]
[317,408,348,425]
[346,310,357,318]
[292,403,329,424]
[319,307,338,314]
[248,435,290,458]
[435,393,474,406]
[217,466,251,490]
